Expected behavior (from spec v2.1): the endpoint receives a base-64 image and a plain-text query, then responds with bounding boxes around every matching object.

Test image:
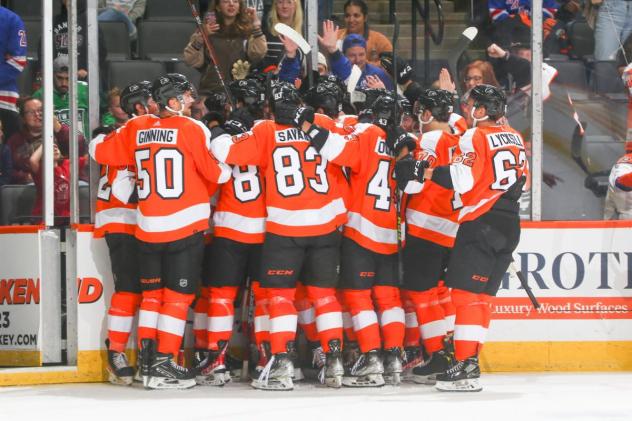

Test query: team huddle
[89,71,528,394]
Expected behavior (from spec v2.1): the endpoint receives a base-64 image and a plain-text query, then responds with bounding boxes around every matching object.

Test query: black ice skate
[251,341,270,380]
[412,348,452,385]
[105,339,134,386]
[435,356,482,392]
[250,352,295,391]
[138,338,155,387]
[401,346,424,382]
[196,341,230,386]
[342,349,385,387]
[192,348,209,372]
[319,339,344,388]
[147,352,196,390]
[383,347,403,385]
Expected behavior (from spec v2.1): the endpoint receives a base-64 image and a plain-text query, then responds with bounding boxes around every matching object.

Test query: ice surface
[1,373,631,421]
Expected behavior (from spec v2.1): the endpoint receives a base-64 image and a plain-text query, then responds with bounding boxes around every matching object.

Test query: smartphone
[204,11,216,25]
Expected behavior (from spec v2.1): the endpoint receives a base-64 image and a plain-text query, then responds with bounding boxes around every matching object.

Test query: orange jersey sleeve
[93,165,137,238]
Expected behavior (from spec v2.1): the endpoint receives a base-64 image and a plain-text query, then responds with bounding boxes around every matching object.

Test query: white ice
[1,373,631,421]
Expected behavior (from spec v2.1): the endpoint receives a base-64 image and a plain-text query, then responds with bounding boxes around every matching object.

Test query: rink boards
[0,221,631,386]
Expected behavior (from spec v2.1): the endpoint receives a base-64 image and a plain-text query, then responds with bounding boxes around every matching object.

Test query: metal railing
[412,0,445,85]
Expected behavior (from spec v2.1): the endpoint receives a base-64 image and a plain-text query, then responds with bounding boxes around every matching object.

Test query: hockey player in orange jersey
[211,81,347,391]
[396,89,461,384]
[90,73,231,390]
[396,84,528,392]
[299,91,417,387]
[94,81,158,386]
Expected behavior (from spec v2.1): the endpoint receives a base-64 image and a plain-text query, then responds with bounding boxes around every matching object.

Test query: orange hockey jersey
[449,125,528,222]
[90,114,231,243]
[93,164,137,238]
[404,130,461,247]
[210,119,347,237]
[449,113,468,136]
[319,122,399,254]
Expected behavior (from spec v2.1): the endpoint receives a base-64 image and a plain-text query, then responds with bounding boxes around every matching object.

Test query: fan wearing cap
[33,55,90,136]
[319,20,393,91]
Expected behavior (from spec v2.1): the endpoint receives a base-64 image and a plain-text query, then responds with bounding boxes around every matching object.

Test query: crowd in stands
[1,0,632,223]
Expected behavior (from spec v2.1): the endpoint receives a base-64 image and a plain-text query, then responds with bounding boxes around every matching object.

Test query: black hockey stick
[186,0,235,109]
[509,260,541,309]
[447,27,478,95]
[240,278,252,381]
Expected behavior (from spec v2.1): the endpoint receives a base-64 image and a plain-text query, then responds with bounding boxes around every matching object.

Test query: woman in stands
[259,0,303,72]
[336,0,392,66]
[460,60,500,93]
[183,0,267,93]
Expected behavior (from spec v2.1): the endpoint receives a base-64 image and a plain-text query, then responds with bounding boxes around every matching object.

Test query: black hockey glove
[222,119,248,135]
[306,124,330,152]
[292,105,315,129]
[379,52,414,85]
[386,127,417,157]
[228,107,255,130]
[394,156,429,191]
[202,111,225,128]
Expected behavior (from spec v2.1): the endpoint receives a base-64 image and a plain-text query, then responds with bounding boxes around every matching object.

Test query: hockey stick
[448,27,478,95]
[185,0,234,109]
[239,278,252,381]
[508,260,540,309]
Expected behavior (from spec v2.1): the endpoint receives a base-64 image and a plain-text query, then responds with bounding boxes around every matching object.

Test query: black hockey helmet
[398,95,413,116]
[120,80,152,116]
[469,84,507,120]
[269,80,301,112]
[229,78,265,108]
[370,91,402,129]
[415,89,454,122]
[152,73,196,109]
[204,91,228,113]
[303,80,344,118]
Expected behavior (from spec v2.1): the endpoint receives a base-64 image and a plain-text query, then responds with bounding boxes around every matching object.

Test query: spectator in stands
[98,0,146,42]
[260,0,303,72]
[320,21,393,90]
[594,0,632,61]
[183,0,267,94]
[0,6,26,142]
[460,60,500,93]
[39,0,107,81]
[488,0,559,51]
[101,87,129,128]
[33,55,89,136]
[0,120,13,187]
[7,97,86,185]
[336,0,392,66]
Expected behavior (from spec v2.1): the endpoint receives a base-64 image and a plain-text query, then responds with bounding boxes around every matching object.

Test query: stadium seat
[590,61,625,95]
[144,0,198,21]
[138,20,196,61]
[22,18,42,60]
[0,185,36,225]
[100,21,131,61]
[567,17,595,60]
[8,0,62,19]
[545,59,588,90]
[107,60,166,90]
[170,61,201,90]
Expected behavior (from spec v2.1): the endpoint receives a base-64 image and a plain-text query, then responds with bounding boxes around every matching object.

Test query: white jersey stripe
[207,315,234,333]
[298,307,316,325]
[137,203,210,233]
[254,315,270,333]
[346,211,399,245]
[420,319,448,340]
[405,208,459,238]
[213,211,266,234]
[405,312,418,328]
[267,198,346,227]
[193,311,207,330]
[95,207,137,229]
[108,314,134,333]
[352,310,379,331]
[138,310,159,329]
[157,314,187,337]
[379,307,405,327]
[269,314,298,334]
[315,312,343,332]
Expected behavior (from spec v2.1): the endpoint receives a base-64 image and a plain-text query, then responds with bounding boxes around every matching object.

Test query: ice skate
[383,347,403,385]
[319,339,344,388]
[105,340,134,386]
[287,340,304,381]
[412,348,452,385]
[250,352,294,391]
[401,346,424,382]
[251,342,270,380]
[147,352,196,390]
[342,349,385,387]
[138,338,155,387]
[196,341,230,386]
[435,356,482,392]
[192,348,209,372]
[342,340,361,375]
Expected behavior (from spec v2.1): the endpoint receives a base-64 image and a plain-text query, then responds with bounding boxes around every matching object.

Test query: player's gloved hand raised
[379,52,414,85]
[292,105,315,129]
[394,155,429,191]
[386,127,417,157]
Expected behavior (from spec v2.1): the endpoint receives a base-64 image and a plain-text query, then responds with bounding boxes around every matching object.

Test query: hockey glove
[231,59,251,80]
[379,52,414,85]
[292,105,315,129]
[228,107,255,130]
[306,125,330,152]
[394,156,429,191]
[202,111,225,128]
[386,127,417,157]
[223,119,248,135]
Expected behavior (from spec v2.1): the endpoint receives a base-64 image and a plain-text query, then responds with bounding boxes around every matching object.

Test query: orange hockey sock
[342,289,380,353]
[137,288,163,349]
[306,286,343,353]
[107,292,141,352]
[156,288,195,356]
[266,288,297,355]
[192,287,209,349]
[207,286,239,350]
[372,285,405,350]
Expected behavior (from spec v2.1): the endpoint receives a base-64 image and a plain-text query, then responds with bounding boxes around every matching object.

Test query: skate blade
[384,372,401,386]
[196,372,229,386]
[342,374,385,388]
[435,378,482,392]
[412,374,437,385]
[147,376,196,390]
[325,375,342,388]
[107,369,133,386]
[250,377,294,391]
